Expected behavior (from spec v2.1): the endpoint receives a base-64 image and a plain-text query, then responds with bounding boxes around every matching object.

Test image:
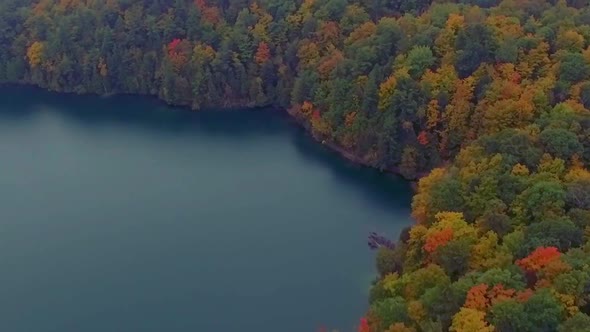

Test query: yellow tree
[345,21,376,46]
[441,77,475,155]
[557,29,585,52]
[250,3,272,42]
[425,99,441,130]
[470,231,512,270]
[485,15,524,40]
[404,225,429,271]
[402,264,450,299]
[424,212,477,244]
[378,75,397,112]
[411,168,447,224]
[517,41,551,79]
[297,40,320,68]
[434,13,464,65]
[27,41,45,68]
[450,308,494,332]
[421,64,458,97]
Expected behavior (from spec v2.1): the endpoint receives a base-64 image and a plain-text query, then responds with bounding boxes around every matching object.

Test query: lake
[0,86,412,332]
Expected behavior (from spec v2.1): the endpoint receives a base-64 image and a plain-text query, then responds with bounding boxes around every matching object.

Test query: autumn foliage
[465,284,490,311]
[516,247,561,272]
[3,0,590,330]
[423,228,453,253]
[254,42,271,64]
[358,317,369,332]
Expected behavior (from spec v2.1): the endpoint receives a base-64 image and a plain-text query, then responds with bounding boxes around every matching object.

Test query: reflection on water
[0,85,412,332]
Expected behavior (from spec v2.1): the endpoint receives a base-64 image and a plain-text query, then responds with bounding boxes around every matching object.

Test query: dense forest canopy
[3,0,590,331]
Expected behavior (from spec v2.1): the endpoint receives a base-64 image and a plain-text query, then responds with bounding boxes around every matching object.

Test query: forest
[2,0,590,331]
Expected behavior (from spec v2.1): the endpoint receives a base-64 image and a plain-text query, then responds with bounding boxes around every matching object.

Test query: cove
[0,86,412,332]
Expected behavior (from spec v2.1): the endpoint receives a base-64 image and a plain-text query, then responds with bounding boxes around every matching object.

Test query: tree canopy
[2,0,590,331]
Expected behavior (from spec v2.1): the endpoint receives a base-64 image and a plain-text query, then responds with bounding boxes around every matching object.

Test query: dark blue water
[0,86,412,332]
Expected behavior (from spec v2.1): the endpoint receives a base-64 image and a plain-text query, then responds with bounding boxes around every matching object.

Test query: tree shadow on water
[0,85,414,220]
[288,127,413,215]
[0,85,286,138]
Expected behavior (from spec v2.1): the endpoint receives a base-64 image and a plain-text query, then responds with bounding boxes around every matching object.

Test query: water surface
[0,86,412,332]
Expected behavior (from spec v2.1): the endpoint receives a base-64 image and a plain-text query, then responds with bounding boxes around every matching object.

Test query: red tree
[358,317,370,332]
[255,42,271,64]
[465,284,490,311]
[167,38,182,56]
[423,228,453,253]
[417,131,429,145]
[194,0,206,11]
[516,247,561,272]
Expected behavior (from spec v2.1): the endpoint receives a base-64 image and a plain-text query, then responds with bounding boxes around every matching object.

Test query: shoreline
[285,106,422,189]
[321,139,420,190]
[1,82,421,188]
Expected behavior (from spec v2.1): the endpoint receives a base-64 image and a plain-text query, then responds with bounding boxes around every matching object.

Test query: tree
[455,24,497,78]
[517,246,561,272]
[407,46,435,79]
[400,146,419,179]
[470,231,511,270]
[539,128,583,161]
[404,264,451,299]
[556,30,585,52]
[26,41,44,68]
[378,75,397,112]
[423,228,453,253]
[369,297,409,331]
[427,179,466,219]
[450,308,494,332]
[386,323,416,332]
[358,317,370,332]
[433,237,473,279]
[524,289,565,331]
[477,268,526,290]
[464,284,490,311]
[376,247,401,277]
[525,218,583,252]
[340,4,370,34]
[4,2,590,329]
[489,299,532,332]
[481,129,542,169]
[441,78,475,154]
[254,41,271,64]
[559,53,590,84]
[579,82,590,109]
[566,180,590,210]
[559,313,590,332]
[512,181,566,224]
[477,210,513,238]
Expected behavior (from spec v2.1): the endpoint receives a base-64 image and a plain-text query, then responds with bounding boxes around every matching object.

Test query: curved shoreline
[3,82,421,187]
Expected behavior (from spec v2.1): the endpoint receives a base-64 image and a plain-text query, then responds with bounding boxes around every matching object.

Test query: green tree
[539,128,584,161]
[376,247,401,277]
[455,24,497,78]
[559,53,590,84]
[407,46,435,79]
[524,289,565,332]
[558,313,590,332]
[433,237,473,280]
[369,297,409,330]
[488,300,531,332]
